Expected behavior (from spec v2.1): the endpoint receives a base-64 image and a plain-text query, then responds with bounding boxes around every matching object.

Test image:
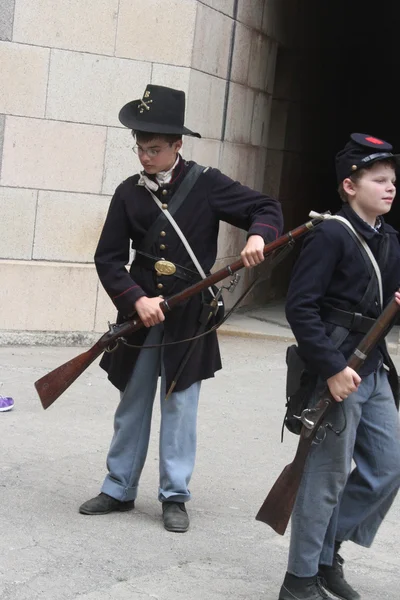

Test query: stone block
[102,127,142,196]
[0,260,98,331]
[248,32,277,92]
[0,187,37,259]
[272,47,295,100]
[186,70,226,140]
[268,98,289,151]
[33,191,111,263]
[192,3,232,78]
[182,137,221,168]
[13,0,118,55]
[0,41,49,118]
[0,0,15,41]
[224,83,254,145]
[94,283,116,332]
[262,0,273,35]
[116,0,196,66]
[151,64,190,97]
[262,0,281,38]
[263,0,298,45]
[231,23,252,86]
[254,147,268,192]
[1,117,106,194]
[0,114,4,172]
[265,39,278,94]
[251,92,271,148]
[46,50,151,127]
[217,221,247,260]
[199,0,235,17]
[263,148,284,198]
[237,0,264,30]
[219,142,258,188]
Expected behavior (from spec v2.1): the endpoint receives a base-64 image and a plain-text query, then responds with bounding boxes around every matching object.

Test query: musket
[34,213,325,410]
[255,291,400,535]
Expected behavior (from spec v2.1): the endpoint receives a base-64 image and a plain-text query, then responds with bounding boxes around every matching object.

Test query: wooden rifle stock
[255,292,400,535]
[34,215,324,410]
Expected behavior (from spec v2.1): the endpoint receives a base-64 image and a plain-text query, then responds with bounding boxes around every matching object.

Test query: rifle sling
[120,244,294,350]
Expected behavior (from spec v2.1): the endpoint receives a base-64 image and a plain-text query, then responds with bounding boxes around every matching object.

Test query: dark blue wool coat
[95,156,283,392]
[286,203,400,383]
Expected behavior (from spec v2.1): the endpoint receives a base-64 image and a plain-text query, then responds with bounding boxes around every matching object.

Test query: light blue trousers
[288,367,400,577]
[101,324,201,503]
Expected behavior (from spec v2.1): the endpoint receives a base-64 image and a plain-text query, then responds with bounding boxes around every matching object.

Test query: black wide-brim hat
[335,133,400,184]
[119,84,201,138]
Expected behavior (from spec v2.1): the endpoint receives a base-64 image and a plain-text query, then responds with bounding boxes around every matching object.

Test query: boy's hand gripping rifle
[255,291,400,535]
[34,213,325,410]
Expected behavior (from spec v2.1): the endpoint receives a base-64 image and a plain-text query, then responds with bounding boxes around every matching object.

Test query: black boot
[162,501,189,532]
[279,572,329,599]
[79,492,135,515]
[318,553,361,600]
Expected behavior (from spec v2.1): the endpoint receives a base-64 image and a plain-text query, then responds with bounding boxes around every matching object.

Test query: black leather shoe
[279,572,329,599]
[79,492,135,515]
[319,553,361,600]
[162,501,189,532]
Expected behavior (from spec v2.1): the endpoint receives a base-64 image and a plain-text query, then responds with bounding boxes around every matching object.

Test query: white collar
[138,155,180,192]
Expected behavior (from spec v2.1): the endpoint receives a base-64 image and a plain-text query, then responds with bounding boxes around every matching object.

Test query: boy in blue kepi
[279,133,400,599]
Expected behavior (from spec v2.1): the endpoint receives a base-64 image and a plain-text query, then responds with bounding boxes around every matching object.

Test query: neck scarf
[138,154,180,192]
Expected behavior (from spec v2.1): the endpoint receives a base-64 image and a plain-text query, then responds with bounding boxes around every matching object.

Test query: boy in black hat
[79,85,283,533]
[278,134,400,599]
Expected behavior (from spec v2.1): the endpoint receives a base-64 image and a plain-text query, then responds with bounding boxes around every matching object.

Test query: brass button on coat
[157,283,164,289]
[160,231,166,237]
[162,189,168,196]
[160,244,166,250]
[162,203,168,209]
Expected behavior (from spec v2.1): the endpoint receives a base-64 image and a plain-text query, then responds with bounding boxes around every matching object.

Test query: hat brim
[118,100,201,138]
[362,152,400,170]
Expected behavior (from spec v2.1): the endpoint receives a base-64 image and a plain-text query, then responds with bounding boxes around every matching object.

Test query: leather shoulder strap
[330,216,383,309]
[139,164,206,252]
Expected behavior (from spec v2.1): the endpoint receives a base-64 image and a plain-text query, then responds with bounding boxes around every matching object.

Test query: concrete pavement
[0,309,400,599]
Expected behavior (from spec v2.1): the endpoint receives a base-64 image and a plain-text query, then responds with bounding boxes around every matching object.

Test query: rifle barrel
[34,215,324,409]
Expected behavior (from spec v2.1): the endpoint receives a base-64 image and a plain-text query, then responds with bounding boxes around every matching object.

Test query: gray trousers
[288,367,400,577]
[101,324,201,503]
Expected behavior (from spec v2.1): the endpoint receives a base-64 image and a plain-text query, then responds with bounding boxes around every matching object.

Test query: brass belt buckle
[154,260,176,276]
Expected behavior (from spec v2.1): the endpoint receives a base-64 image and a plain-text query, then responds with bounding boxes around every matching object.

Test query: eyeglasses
[132,144,171,158]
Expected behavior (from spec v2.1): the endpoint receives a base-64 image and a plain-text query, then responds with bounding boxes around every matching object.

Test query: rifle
[34,214,325,410]
[255,291,400,535]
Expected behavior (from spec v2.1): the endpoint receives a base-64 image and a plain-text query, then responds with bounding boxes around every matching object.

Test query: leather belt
[133,250,202,284]
[321,307,376,334]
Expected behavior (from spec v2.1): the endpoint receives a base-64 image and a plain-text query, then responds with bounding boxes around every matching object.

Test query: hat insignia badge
[139,98,153,114]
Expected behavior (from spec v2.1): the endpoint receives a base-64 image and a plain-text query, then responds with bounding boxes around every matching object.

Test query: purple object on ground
[0,396,14,412]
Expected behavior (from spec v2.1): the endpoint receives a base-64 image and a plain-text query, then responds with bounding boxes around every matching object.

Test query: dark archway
[306,0,400,224]
[267,0,400,299]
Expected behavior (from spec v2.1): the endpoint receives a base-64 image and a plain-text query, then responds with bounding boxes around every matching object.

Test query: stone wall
[0,0,284,341]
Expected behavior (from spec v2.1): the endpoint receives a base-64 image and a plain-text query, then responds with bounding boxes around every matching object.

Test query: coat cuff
[318,354,348,381]
[112,284,147,317]
[247,222,279,243]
